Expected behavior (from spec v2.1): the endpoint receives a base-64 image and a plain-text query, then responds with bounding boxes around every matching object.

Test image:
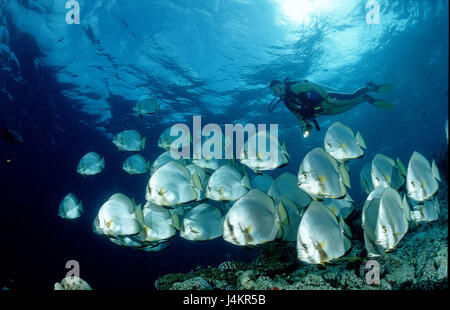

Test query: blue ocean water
[0,0,448,290]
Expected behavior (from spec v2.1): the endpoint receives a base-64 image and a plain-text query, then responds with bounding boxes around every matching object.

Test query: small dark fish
[1,129,23,144]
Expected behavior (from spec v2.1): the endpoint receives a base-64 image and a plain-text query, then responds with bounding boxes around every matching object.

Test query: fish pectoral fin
[245,224,253,234]
[331,206,338,216]
[320,175,326,184]
[320,240,326,249]
[421,181,426,190]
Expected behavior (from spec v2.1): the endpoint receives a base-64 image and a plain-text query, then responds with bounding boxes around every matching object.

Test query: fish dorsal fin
[339,164,351,188]
[355,131,367,149]
[277,201,290,227]
[431,160,441,182]
[385,155,396,167]
[396,158,407,176]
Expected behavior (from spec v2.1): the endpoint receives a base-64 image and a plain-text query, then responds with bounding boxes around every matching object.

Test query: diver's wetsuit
[327,86,369,100]
[281,80,372,130]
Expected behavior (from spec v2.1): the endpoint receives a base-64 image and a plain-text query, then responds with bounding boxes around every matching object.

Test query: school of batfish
[60,99,447,264]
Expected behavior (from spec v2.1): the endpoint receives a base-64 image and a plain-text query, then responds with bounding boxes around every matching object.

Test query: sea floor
[155,180,448,290]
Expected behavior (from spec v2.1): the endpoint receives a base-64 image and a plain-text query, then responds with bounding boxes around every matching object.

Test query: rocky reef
[155,182,448,290]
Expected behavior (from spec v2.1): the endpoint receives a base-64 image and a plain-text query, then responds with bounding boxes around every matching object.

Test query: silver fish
[113,130,146,152]
[146,161,199,206]
[268,172,312,209]
[58,193,83,219]
[298,148,349,199]
[324,122,366,162]
[223,189,285,246]
[406,151,440,201]
[179,203,224,241]
[362,187,409,257]
[77,152,105,176]
[123,154,150,175]
[297,201,351,264]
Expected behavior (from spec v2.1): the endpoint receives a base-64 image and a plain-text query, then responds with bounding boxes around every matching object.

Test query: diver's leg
[322,96,365,115]
[328,87,369,100]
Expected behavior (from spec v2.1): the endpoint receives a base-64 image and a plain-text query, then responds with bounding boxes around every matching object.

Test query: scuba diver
[268,78,395,137]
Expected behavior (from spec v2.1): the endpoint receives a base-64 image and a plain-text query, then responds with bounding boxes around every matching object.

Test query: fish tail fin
[365,95,395,110]
[431,159,441,182]
[171,211,181,231]
[100,157,106,169]
[141,137,147,150]
[134,204,145,228]
[192,171,204,191]
[241,165,251,189]
[355,131,367,149]
[277,201,290,227]
[402,195,411,221]
[339,164,351,188]
[396,158,407,176]
[78,201,84,212]
[282,142,291,159]
[242,175,251,189]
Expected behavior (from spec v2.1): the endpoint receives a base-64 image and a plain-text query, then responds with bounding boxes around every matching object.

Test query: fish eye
[303,173,307,179]
[302,244,308,251]
[411,181,415,188]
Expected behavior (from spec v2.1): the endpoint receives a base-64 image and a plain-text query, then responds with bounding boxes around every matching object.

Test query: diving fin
[366,96,395,110]
[375,83,395,93]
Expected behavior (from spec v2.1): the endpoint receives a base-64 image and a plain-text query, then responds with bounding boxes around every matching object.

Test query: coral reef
[155,182,448,290]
